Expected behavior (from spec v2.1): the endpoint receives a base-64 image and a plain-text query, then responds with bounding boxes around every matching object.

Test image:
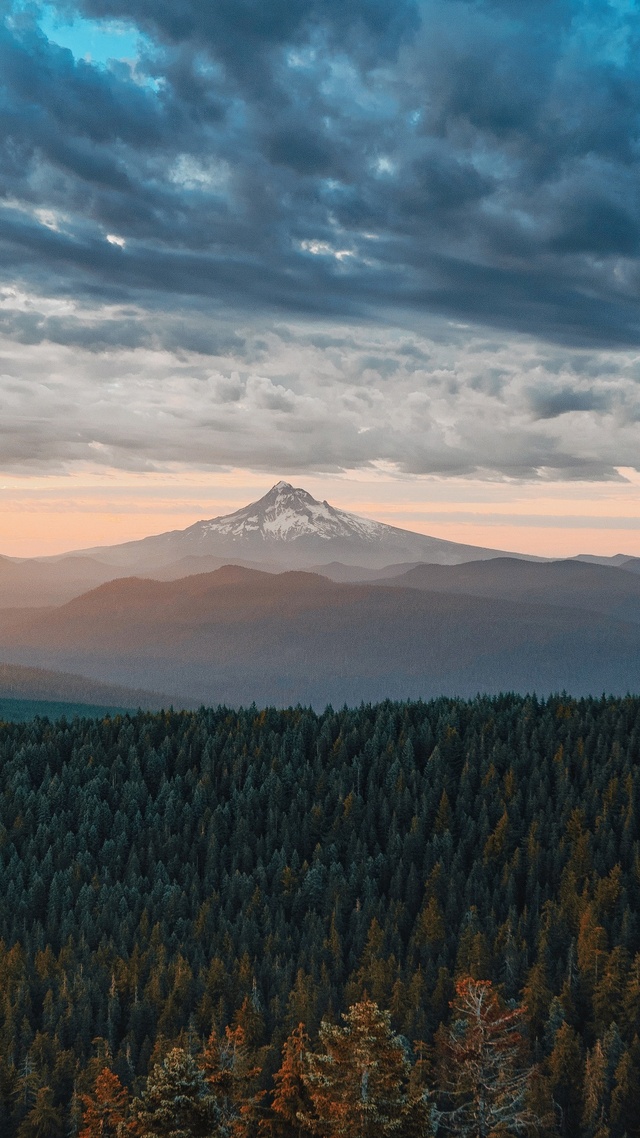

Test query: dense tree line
[76,983,535,1138]
[0,695,639,1135]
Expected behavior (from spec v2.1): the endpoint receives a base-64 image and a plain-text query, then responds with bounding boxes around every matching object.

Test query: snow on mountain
[59,481,543,571]
[193,481,386,544]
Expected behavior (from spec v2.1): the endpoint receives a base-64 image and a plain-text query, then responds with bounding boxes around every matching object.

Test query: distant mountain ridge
[0,661,174,709]
[1,483,638,610]
[573,553,640,572]
[374,556,640,624]
[51,481,545,570]
[2,560,640,708]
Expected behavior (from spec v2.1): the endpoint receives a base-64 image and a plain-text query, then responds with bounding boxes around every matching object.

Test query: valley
[3,484,640,709]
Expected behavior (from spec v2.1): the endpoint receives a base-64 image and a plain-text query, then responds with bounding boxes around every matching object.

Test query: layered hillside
[1,563,639,706]
[0,660,176,710]
[375,556,640,623]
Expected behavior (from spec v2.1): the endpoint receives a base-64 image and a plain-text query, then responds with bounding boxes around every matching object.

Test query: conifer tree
[202,1024,263,1138]
[79,1068,132,1138]
[435,978,536,1138]
[234,992,265,1049]
[522,962,552,1047]
[546,1022,584,1138]
[345,920,398,1009]
[132,1047,217,1138]
[16,1086,64,1138]
[302,999,411,1138]
[609,1041,640,1138]
[266,1024,314,1138]
[581,1042,608,1138]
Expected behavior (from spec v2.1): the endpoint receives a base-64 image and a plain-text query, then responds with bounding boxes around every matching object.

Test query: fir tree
[79,1068,132,1138]
[16,1086,64,1138]
[265,1024,314,1138]
[435,978,536,1138]
[132,1047,218,1138]
[546,1022,584,1138]
[202,1024,263,1138]
[302,999,411,1138]
[581,1042,608,1138]
[609,1042,640,1138]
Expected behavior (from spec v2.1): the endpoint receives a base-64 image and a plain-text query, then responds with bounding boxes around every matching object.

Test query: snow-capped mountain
[196,481,389,544]
[62,481,541,571]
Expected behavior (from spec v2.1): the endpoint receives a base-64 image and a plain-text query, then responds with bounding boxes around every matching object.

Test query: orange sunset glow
[2,468,639,560]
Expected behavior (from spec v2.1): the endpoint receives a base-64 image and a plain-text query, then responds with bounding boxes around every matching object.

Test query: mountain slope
[572,553,640,569]
[53,482,544,571]
[0,555,135,608]
[0,661,175,709]
[375,557,640,624]
[0,550,284,609]
[1,565,639,707]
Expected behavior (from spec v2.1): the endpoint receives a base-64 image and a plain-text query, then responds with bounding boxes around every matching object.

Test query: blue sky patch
[38,5,140,65]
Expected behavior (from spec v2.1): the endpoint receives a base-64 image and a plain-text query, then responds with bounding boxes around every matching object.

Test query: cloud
[1,0,640,347]
[528,385,615,420]
[2,0,640,481]
[0,289,638,480]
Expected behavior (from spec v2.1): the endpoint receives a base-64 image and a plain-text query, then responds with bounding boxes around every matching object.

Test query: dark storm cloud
[3,0,640,349]
[528,386,615,420]
[0,303,252,355]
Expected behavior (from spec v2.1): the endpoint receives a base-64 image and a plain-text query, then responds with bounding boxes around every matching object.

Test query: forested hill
[1,695,640,1135]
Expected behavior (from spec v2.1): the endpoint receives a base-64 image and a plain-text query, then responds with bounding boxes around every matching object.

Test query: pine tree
[79,1068,132,1138]
[16,1086,64,1138]
[345,919,398,1009]
[234,993,265,1049]
[132,1047,218,1138]
[609,1041,640,1138]
[265,1024,314,1138]
[522,961,552,1047]
[302,999,411,1138]
[202,1024,263,1138]
[546,1022,584,1138]
[581,1042,608,1138]
[435,978,536,1138]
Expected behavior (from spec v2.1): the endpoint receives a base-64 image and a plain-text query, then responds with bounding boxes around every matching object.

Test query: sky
[2,0,640,557]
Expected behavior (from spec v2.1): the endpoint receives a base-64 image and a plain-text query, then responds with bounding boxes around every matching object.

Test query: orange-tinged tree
[581,1041,607,1138]
[80,1068,132,1138]
[264,1023,314,1138]
[435,978,536,1138]
[302,998,411,1138]
[577,907,608,992]
[610,1041,640,1138]
[202,1023,263,1138]
[79,1065,130,1138]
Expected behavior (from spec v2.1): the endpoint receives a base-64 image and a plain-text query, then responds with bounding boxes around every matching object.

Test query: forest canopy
[0,695,639,1136]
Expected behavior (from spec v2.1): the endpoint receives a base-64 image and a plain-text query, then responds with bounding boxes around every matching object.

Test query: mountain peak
[261,480,318,505]
[192,481,382,545]
[61,480,543,571]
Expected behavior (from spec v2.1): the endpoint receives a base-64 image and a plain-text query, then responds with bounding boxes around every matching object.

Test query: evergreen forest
[1,694,640,1136]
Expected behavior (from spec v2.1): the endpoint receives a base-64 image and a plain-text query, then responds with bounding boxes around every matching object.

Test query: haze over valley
[2,482,640,709]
